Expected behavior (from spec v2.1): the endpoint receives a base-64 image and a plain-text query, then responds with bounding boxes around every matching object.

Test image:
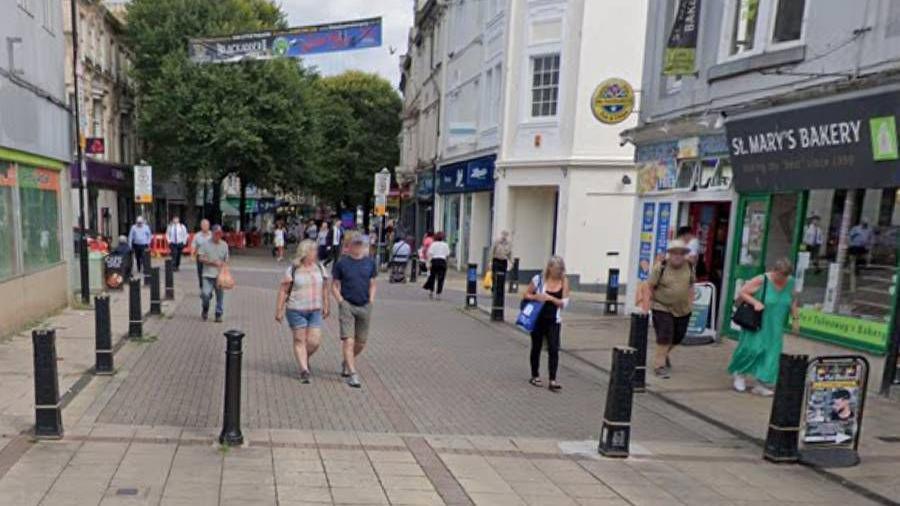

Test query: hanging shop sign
[726,89,900,192]
[591,78,635,125]
[85,137,105,155]
[637,203,656,281]
[134,164,153,204]
[437,155,496,194]
[800,356,869,467]
[416,171,435,200]
[189,17,382,63]
[663,0,701,76]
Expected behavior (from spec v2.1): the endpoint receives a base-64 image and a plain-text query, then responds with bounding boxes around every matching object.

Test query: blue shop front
[436,154,496,270]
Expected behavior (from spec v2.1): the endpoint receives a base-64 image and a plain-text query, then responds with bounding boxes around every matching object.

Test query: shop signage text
[591,78,635,125]
[727,90,900,191]
[437,155,496,194]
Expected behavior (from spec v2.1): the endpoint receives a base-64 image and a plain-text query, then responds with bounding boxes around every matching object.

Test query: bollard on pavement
[149,267,162,316]
[128,277,143,339]
[599,346,637,458]
[508,258,520,293]
[466,263,478,309]
[94,295,114,375]
[32,329,63,439]
[763,353,808,463]
[164,259,175,300]
[627,313,649,392]
[409,258,418,283]
[604,268,621,315]
[492,270,506,321]
[143,249,152,286]
[220,330,245,446]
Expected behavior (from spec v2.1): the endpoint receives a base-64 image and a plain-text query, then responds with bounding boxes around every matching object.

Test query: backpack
[286,262,326,297]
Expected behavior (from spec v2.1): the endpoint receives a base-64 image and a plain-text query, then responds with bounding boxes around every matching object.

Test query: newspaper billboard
[189,17,382,63]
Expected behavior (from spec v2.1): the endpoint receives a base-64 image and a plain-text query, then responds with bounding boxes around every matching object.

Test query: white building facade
[493,0,647,289]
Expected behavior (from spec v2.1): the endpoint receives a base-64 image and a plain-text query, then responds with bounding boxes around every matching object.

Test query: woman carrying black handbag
[728,258,799,396]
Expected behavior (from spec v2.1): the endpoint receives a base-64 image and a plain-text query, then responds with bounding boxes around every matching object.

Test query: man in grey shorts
[331,235,378,388]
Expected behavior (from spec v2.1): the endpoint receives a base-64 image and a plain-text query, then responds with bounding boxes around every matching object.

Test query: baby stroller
[388,241,411,284]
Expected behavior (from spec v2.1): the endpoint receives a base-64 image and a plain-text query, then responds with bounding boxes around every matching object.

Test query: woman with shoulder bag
[275,239,331,384]
[728,258,799,396]
[525,256,571,391]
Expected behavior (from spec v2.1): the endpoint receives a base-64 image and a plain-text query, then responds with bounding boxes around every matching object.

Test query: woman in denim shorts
[275,239,330,383]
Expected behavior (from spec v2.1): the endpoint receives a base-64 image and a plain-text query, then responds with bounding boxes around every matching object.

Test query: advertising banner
[637,203,656,281]
[654,202,672,256]
[687,282,715,336]
[104,252,127,290]
[663,0,701,76]
[189,17,382,63]
[800,356,869,466]
[726,90,900,192]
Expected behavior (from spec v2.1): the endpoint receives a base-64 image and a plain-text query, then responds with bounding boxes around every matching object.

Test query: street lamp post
[70,0,90,304]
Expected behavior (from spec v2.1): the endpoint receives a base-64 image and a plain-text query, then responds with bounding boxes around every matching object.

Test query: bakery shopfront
[724,87,900,354]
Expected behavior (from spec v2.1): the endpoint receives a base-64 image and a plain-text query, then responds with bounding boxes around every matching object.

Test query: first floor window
[531,54,559,117]
[18,165,61,272]
[727,0,806,57]
[729,0,759,55]
[772,0,806,43]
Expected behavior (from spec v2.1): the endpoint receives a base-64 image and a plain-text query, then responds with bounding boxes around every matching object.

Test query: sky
[279,0,413,88]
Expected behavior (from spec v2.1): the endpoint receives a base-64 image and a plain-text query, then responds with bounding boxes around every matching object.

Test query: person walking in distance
[326,218,343,267]
[317,221,331,264]
[193,219,212,290]
[332,235,378,388]
[525,256,571,391]
[198,225,229,322]
[648,240,695,379]
[490,230,513,280]
[423,232,450,299]
[165,216,188,271]
[803,214,824,273]
[274,222,286,262]
[728,258,799,396]
[128,216,152,273]
[275,239,330,384]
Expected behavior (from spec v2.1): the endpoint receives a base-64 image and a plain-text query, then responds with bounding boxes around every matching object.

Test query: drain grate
[116,488,139,496]
[876,436,900,443]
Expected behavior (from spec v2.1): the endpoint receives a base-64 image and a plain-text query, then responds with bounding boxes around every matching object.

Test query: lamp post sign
[134,165,153,204]
[374,169,390,217]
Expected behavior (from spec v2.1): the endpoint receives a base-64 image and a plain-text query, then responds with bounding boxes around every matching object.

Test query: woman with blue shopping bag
[519,256,570,391]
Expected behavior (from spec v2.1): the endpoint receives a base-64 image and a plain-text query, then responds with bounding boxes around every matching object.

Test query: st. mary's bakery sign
[726,89,900,192]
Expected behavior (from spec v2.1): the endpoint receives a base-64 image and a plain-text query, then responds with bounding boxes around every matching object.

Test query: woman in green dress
[728,258,799,396]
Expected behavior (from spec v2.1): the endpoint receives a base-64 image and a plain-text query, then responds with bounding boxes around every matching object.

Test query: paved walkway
[0,252,894,505]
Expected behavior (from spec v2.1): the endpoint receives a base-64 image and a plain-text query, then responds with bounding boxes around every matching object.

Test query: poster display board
[800,355,869,468]
[637,203,656,281]
[684,282,717,345]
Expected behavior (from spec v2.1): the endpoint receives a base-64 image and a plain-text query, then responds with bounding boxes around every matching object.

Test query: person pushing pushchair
[389,236,413,283]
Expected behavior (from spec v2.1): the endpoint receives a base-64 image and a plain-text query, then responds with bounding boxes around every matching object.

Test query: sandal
[549,381,562,391]
[529,378,543,387]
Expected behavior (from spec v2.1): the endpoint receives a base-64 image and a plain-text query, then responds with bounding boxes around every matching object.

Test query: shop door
[723,195,771,335]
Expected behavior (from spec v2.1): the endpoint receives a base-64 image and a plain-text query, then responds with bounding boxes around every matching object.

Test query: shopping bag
[516,300,544,332]
[217,264,236,290]
[483,270,493,291]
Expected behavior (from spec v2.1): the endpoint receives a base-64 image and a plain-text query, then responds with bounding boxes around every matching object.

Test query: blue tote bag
[515,276,544,332]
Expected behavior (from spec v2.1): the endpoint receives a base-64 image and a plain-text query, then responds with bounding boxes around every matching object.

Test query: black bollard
[164,259,175,300]
[220,330,245,446]
[508,258,520,293]
[627,313,649,392]
[492,270,506,321]
[763,353,808,463]
[409,258,418,283]
[128,277,143,339]
[94,295,114,375]
[149,267,162,316]
[466,263,478,309]
[32,329,63,439]
[599,346,637,458]
[143,249,152,286]
[604,268,621,315]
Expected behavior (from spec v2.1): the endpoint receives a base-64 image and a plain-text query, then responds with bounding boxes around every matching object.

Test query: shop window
[796,188,898,347]
[675,160,699,189]
[18,166,61,272]
[0,165,17,281]
[695,158,734,190]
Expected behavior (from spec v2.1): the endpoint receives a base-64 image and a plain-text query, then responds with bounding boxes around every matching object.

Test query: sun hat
[666,239,690,253]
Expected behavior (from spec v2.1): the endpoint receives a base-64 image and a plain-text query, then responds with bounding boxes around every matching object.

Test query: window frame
[719,0,809,63]
[529,53,561,119]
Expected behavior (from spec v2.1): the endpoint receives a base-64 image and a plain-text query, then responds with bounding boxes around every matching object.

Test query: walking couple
[275,234,377,388]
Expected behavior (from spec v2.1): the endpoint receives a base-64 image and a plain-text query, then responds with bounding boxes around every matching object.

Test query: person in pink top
[419,232,434,274]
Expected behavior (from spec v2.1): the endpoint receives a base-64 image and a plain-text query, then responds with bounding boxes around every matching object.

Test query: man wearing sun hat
[648,239,695,379]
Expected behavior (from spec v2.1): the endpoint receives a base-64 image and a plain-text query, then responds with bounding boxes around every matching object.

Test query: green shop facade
[723,86,900,355]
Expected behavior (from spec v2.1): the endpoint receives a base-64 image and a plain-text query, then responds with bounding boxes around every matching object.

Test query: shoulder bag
[516,276,544,332]
[731,276,767,332]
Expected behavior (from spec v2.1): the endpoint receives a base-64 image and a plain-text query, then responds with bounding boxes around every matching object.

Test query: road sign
[134,165,153,204]
[374,194,387,217]
[374,170,391,197]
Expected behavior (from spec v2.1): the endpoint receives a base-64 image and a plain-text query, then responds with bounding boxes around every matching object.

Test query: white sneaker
[752,385,774,397]
[732,375,747,393]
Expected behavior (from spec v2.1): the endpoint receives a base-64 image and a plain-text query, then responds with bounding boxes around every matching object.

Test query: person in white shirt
[326,218,343,267]
[848,219,875,271]
[803,215,824,272]
[274,222,287,262]
[166,216,189,271]
[423,232,451,299]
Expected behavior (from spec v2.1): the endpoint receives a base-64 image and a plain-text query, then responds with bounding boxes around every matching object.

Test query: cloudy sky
[279,0,413,88]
